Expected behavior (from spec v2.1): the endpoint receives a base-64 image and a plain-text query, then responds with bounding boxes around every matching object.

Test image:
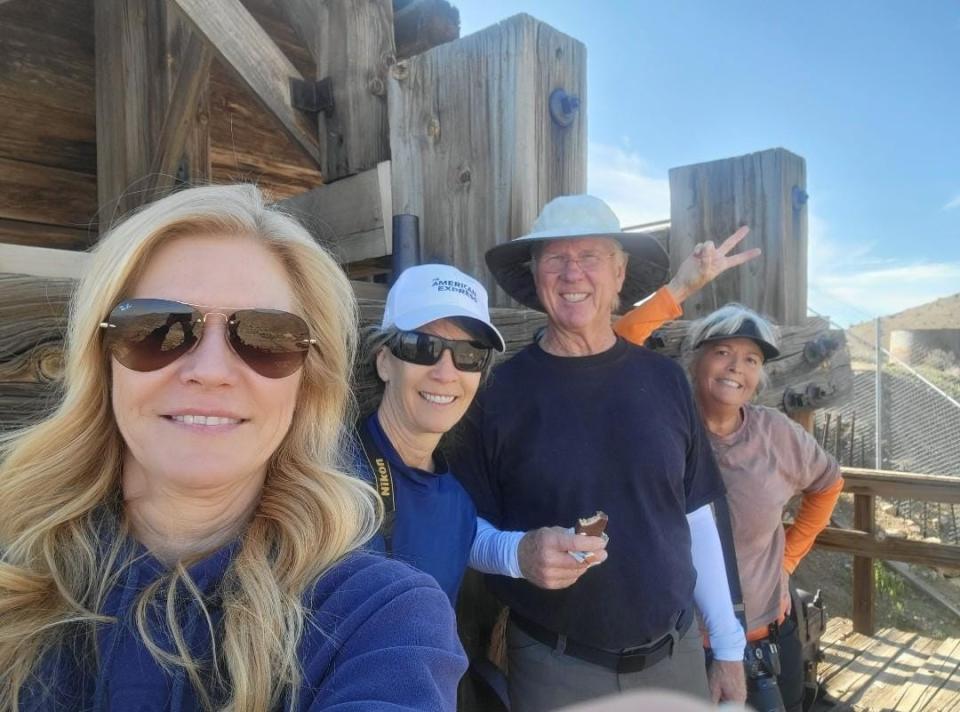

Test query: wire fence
[813,316,960,545]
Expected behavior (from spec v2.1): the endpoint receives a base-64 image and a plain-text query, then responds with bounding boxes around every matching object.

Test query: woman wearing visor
[0,186,466,710]
[616,292,843,711]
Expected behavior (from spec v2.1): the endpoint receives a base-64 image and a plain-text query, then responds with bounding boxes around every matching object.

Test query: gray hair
[681,303,780,394]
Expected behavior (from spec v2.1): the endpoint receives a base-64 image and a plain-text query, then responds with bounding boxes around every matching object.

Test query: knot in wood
[458,168,472,185]
[368,76,386,96]
[391,62,409,81]
[427,118,441,141]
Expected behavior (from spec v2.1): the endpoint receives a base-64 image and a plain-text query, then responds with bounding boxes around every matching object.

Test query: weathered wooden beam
[393,0,459,59]
[0,1,94,114]
[148,27,214,197]
[669,148,808,325]
[0,98,96,174]
[0,244,90,279]
[840,467,960,505]
[0,219,94,252]
[94,0,157,224]
[388,13,587,307]
[815,527,960,570]
[208,60,322,199]
[0,157,97,229]
[170,0,321,165]
[277,0,394,180]
[852,494,876,635]
[278,161,392,264]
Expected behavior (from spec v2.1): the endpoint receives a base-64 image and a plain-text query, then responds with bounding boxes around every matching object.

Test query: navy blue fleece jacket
[22,547,466,711]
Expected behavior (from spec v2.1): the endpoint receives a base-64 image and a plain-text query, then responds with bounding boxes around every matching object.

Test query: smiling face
[111,234,302,500]
[533,237,626,338]
[693,337,765,412]
[376,318,482,443]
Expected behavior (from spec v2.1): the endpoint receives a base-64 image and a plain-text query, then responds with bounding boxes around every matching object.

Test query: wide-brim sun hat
[485,194,670,313]
[382,263,506,351]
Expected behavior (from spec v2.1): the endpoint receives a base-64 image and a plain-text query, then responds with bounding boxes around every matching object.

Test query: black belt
[510,608,694,674]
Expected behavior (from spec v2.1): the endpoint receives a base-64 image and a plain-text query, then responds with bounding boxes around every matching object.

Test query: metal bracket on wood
[549,88,580,128]
[290,77,335,116]
[783,383,837,412]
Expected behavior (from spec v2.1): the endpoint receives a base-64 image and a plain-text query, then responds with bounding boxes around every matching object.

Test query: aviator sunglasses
[389,330,493,373]
[100,298,317,379]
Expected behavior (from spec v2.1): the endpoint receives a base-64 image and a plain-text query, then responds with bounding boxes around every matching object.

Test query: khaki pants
[506,620,711,712]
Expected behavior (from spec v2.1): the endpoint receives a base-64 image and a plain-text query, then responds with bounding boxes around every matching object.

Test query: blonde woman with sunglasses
[0,185,466,711]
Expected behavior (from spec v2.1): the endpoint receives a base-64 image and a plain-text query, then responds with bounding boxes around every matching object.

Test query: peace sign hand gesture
[666,226,761,304]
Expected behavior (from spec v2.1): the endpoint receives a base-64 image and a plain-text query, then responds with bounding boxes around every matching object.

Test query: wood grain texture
[0,219,94,251]
[0,158,98,228]
[0,244,91,279]
[669,148,808,325]
[278,0,395,180]
[0,98,96,174]
[208,60,323,198]
[852,492,876,635]
[171,0,321,164]
[94,0,167,223]
[388,13,587,307]
[0,0,95,113]
[278,161,392,263]
[815,527,960,569]
[840,466,960,504]
[147,31,214,197]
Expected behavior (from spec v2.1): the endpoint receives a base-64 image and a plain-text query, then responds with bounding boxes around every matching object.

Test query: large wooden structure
[1,3,902,710]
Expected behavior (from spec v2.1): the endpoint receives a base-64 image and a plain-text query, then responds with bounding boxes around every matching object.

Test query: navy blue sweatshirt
[353,413,477,604]
[22,545,466,710]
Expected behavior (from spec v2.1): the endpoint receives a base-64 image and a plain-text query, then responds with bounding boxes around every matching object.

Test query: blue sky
[458,1,960,326]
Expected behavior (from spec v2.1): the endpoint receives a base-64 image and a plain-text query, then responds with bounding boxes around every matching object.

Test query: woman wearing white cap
[352,264,522,604]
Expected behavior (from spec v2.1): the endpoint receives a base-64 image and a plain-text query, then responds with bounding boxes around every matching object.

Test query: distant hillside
[846,292,960,360]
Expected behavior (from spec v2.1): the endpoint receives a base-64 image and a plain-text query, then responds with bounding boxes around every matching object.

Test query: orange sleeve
[783,477,844,573]
[613,286,683,346]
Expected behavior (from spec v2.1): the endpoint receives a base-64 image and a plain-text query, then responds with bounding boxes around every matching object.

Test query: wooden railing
[813,466,960,635]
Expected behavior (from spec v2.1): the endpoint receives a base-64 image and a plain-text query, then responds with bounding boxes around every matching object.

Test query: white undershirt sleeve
[468,516,525,578]
[687,503,746,661]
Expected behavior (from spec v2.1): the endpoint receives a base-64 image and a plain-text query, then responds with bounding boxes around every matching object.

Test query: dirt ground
[791,493,960,638]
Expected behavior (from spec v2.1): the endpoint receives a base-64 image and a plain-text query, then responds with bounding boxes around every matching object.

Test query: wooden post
[95,0,213,226]
[669,148,808,325]
[852,493,876,635]
[94,0,159,224]
[388,13,587,305]
[278,0,395,181]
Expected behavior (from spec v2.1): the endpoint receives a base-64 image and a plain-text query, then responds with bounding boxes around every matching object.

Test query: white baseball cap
[382,264,506,351]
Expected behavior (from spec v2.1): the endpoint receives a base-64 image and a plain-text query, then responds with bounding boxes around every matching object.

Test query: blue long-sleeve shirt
[23,545,466,710]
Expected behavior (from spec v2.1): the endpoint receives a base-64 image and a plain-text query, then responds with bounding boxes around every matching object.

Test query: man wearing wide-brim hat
[451,195,748,711]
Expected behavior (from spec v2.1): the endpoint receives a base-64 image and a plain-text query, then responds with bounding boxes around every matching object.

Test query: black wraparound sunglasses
[389,330,493,373]
[99,298,317,379]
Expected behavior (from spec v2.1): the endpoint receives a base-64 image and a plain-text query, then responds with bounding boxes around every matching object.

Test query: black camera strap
[356,422,397,554]
[711,496,748,632]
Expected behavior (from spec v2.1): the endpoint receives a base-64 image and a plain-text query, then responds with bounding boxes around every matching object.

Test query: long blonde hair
[0,185,380,710]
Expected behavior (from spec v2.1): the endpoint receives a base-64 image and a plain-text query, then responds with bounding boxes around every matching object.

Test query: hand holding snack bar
[517,522,608,590]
